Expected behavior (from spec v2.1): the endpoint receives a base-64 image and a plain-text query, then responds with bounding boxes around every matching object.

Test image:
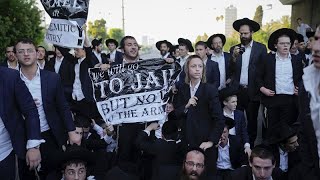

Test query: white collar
[275,52,291,60]
[212,52,224,57]
[20,67,40,80]
[189,80,201,91]
[242,40,253,48]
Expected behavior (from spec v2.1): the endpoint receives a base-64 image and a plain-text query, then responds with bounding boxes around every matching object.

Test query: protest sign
[89,59,181,125]
[40,0,89,48]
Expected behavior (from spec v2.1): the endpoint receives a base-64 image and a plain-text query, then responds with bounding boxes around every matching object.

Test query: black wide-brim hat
[178,38,194,52]
[105,38,119,47]
[156,40,173,51]
[268,28,296,51]
[219,87,239,102]
[92,38,102,47]
[169,45,179,53]
[52,145,95,169]
[233,18,260,32]
[224,116,235,130]
[207,34,226,50]
[306,31,315,38]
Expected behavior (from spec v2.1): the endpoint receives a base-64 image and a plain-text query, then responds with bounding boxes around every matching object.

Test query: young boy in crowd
[220,87,251,157]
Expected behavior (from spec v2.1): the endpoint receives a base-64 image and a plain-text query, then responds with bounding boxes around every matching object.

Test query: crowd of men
[0,17,319,180]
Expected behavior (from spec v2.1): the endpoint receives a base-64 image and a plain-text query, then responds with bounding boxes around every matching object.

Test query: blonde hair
[184,55,206,84]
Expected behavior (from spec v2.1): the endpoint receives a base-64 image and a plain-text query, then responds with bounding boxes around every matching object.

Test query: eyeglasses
[277,42,291,46]
[185,161,205,169]
[16,49,35,54]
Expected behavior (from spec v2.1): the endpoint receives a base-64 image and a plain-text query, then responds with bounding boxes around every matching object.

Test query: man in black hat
[156,40,173,59]
[229,18,267,147]
[105,38,123,65]
[256,28,303,138]
[91,38,108,66]
[170,45,180,60]
[298,25,320,180]
[177,38,194,67]
[215,116,247,180]
[207,34,231,90]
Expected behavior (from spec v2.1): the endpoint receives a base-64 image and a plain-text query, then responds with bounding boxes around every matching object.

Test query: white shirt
[179,55,189,68]
[0,117,13,161]
[37,61,46,70]
[7,61,19,70]
[162,52,170,59]
[93,51,102,64]
[189,80,201,97]
[279,147,288,172]
[305,54,313,66]
[211,52,226,90]
[216,139,233,170]
[302,64,320,167]
[109,50,116,61]
[239,41,253,86]
[72,57,86,101]
[275,53,294,95]
[20,68,50,132]
[54,57,64,74]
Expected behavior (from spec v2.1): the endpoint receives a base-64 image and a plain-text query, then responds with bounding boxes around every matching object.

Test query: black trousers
[237,86,260,146]
[265,95,296,136]
[19,130,62,180]
[0,151,15,180]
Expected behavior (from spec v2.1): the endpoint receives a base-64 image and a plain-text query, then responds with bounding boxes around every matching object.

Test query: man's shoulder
[0,66,19,76]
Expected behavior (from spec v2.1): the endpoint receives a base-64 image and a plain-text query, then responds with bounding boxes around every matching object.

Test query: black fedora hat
[178,38,194,52]
[91,38,102,47]
[264,123,297,145]
[233,18,260,32]
[219,87,238,102]
[207,34,226,50]
[267,28,296,51]
[296,33,304,43]
[105,38,119,47]
[224,116,235,130]
[156,40,173,51]
[53,145,95,169]
[306,31,315,38]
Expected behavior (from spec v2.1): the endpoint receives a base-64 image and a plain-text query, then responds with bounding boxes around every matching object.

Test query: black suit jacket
[229,41,267,100]
[256,53,303,105]
[298,82,320,179]
[216,135,247,169]
[208,52,232,81]
[57,46,95,102]
[91,51,109,65]
[45,56,74,101]
[0,67,42,159]
[0,59,20,69]
[174,83,224,147]
[38,70,75,146]
[270,145,301,170]
[107,51,123,65]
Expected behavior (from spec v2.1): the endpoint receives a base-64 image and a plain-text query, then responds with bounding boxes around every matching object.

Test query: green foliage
[224,31,240,52]
[253,5,263,27]
[108,28,124,43]
[0,0,44,59]
[87,19,109,40]
[194,33,209,44]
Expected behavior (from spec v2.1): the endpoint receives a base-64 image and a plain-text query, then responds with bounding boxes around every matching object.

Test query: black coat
[107,51,123,65]
[91,51,109,65]
[256,53,303,105]
[297,82,320,180]
[174,83,224,147]
[229,41,267,101]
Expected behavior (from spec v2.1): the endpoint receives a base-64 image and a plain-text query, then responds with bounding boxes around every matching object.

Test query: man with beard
[91,38,108,66]
[207,34,231,90]
[181,148,207,180]
[36,46,48,70]
[156,40,173,59]
[1,45,19,70]
[229,18,267,147]
[298,25,320,180]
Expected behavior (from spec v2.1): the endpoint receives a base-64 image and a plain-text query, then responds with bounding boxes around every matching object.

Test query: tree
[108,28,124,43]
[87,19,109,40]
[224,31,240,52]
[195,33,209,44]
[0,0,44,58]
[253,5,263,27]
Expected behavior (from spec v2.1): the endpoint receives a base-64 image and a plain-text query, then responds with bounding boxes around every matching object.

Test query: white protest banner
[89,59,181,125]
[40,0,89,48]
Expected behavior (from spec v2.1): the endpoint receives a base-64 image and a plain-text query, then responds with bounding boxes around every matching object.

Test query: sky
[36,0,291,44]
